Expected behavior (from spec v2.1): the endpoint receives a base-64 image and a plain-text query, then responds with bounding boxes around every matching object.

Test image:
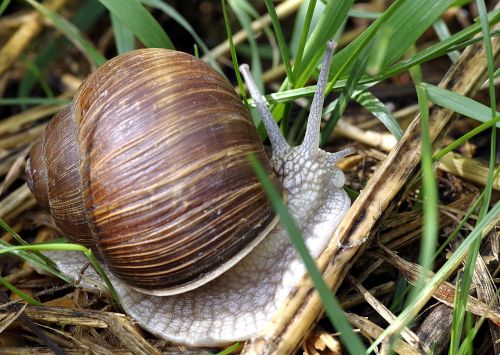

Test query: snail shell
[26,49,281,295]
[27,41,355,346]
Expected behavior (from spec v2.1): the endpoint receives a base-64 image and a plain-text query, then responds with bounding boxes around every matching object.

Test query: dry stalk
[334,121,500,190]
[346,313,420,355]
[375,246,500,325]
[302,328,342,355]
[203,0,303,61]
[0,0,66,77]
[243,17,500,354]
[0,184,33,219]
[0,92,72,136]
[0,125,46,150]
[416,303,454,354]
[415,238,499,354]
[471,244,500,355]
[380,194,477,248]
[0,302,27,333]
[23,305,161,354]
[348,275,424,353]
[339,281,395,310]
[0,145,32,197]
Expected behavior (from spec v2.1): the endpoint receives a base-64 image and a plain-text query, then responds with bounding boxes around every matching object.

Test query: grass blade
[221,0,246,105]
[451,1,498,351]
[99,0,174,49]
[228,0,263,91]
[433,18,461,63]
[433,116,500,161]
[290,0,318,83]
[295,0,353,86]
[354,90,404,140]
[0,0,12,17]
[0,275,41,306]
[249,155,367,355]
[370,11,500,83]
[0,98,71,106]
[216,342,240,355]
[139,0,221,72]
[422,83,500,127]
[0,242,120,305]
[24,0,106,66]
[368,202,500,352]
[264,0,293,82]
[414,84,439,290]
[18,0,106,100]
[111,13,135,53]
[320,44,371,145]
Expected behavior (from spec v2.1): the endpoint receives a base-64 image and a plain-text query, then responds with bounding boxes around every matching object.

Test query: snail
[26,40,354,346]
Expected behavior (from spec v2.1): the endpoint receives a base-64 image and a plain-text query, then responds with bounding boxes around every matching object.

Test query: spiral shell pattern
[27,49,280,293]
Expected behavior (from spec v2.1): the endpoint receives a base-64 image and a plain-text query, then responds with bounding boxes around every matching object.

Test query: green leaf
[264,0,293,82]
[422,83,500,127]
[0,0,12,16]
[24,0,106,66]
[370,11,500,83]
[111,13,135,53]
[295,0,354,85]
[139,0,221,72]
[433,116,500,161]
[0,98,71,106]
[452,1,498,351]
[433,18,461,62]
[221,0,246,104]
[353,90,404,140]
[216,342,240,355]
[0,220,72,284]
[348,8,382,20]
[321,44,372,145]
[332,0,455,81]
[18,0,106,100]
[411,84,439,303]
[20,58,55,100]
[290,0,319,81]
[0,240,120,306]
[98,0,174,49]
[0,275,41,306]
[228,0,263,92]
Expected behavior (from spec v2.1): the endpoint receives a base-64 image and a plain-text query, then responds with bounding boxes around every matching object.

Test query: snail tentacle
[239,64,289,153]
[326,147,357,163]
[301,40,336,158]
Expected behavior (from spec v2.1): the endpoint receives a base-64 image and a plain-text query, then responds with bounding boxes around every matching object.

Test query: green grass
[1,0,499,353]
[0,219,120,306]
[450,1,498,353]
[249,155,367,355]
[25,0,106,66]
[99,0,173,49]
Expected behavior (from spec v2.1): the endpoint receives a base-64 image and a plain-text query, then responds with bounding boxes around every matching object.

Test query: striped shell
[26,49,281,295]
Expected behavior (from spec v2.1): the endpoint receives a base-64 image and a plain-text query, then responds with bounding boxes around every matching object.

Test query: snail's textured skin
[40,41,354,346]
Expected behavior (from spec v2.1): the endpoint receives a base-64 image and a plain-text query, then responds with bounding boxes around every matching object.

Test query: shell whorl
[27,106,94,246]
[38,41,354,346]
[27,49,281,294]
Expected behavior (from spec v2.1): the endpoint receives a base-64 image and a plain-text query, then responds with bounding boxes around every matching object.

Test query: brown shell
[26,48,281,294]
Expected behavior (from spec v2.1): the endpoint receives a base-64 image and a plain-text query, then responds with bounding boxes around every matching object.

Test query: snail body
[28,42,354,346]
